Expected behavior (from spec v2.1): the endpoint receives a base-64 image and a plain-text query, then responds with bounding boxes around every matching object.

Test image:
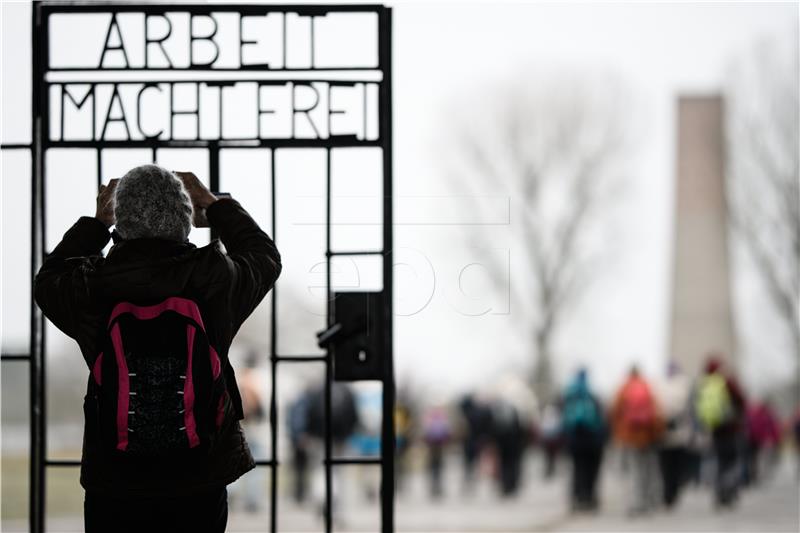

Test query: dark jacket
[34,198,281,497]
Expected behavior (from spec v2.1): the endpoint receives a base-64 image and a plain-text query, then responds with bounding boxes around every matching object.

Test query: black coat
[34,198,281,497]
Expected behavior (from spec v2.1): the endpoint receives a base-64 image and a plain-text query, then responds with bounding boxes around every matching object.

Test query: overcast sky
[392,1,797,397]
[1,1,797,400]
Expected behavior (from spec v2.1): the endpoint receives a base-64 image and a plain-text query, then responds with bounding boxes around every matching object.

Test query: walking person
[561,368,606,512]
[288,390,311,503]
[305,382,360,518]
[35,165,281,532]
[349,387,383,502]
[654,361,694,509]
[228,352,268,513]
[791,406,800,478]
[422,405,451,500]
[491,400,527,497]
[744,399,782,486]
[458,394,491,491]
[694,355,746,508]
[612,366,664,516]
[489,375,537,497]
[539,401,563,480]
[394,397,415,494]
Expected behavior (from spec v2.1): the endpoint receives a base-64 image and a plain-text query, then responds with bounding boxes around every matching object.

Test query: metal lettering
[99,84,131,140]
[99,13,130,68]
[136,83,164,139]
[145,14,173,69]
[190,14,220,68]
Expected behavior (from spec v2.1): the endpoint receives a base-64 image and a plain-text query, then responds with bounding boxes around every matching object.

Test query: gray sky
[1,1,797,399]
[390,1,796,396]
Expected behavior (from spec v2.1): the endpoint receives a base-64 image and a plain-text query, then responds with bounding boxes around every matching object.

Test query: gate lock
[317,291,384,381]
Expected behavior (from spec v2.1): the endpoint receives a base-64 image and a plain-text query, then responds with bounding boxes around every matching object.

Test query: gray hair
[114,164,192,242]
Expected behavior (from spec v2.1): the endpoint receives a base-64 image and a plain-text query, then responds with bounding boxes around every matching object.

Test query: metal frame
[1,3,394,532]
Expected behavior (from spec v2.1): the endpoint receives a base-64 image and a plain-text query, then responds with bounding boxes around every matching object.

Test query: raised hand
[96,178,119,227]
[173,171,218,228]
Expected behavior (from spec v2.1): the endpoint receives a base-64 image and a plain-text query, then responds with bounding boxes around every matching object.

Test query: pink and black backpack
[90,297,230,456]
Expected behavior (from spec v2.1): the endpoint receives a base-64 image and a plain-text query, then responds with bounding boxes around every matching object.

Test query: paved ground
[230,449,800,533]
[3,450,798,532]
[553,456,800,533]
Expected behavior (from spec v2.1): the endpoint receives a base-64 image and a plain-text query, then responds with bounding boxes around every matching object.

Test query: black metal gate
[0,2,394,532]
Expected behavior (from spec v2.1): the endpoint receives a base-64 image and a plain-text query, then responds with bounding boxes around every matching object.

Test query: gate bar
[328,457,382,465]
[31,3,47,532]
[326,250,384,257]
[378,8,395,533]
[274,355,327,363]
[0,143,32,149]
[1,354,31,361]
[269,147,279,533]
[324,147,334,533]
[45,460,80,467]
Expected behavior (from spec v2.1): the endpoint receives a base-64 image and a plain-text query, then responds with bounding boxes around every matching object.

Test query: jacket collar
[107,231,196,263]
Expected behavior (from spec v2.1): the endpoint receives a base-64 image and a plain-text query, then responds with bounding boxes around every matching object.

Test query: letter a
[99,14,130,68]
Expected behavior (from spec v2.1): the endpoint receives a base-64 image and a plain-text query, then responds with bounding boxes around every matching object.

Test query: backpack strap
[109,322,131,451]
[108,297,207,329]
[107,298,221,378]
[183,325,200,448]
[210,345,221,380]
[92,352,103,386]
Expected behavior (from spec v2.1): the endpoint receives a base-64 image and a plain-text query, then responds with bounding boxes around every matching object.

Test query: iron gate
[0,2,394,532]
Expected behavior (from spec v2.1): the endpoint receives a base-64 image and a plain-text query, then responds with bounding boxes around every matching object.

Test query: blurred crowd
[392,353,799,516]
[230,353,800,518]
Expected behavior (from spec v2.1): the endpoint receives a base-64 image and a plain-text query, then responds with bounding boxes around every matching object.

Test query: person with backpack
[560,368,606,512]
[34,165,281,533]
[654,361,694,508]
[695,356,746,508]
[611,365,664,515]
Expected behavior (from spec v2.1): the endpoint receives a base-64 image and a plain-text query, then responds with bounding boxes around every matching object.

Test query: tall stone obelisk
[669,95,736,375]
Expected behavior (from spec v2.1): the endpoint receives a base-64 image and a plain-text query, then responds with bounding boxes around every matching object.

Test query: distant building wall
[669,96,736,376]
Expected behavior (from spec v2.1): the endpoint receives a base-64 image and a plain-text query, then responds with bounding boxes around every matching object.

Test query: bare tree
[726,34,800,369]
[443,72,634,398]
